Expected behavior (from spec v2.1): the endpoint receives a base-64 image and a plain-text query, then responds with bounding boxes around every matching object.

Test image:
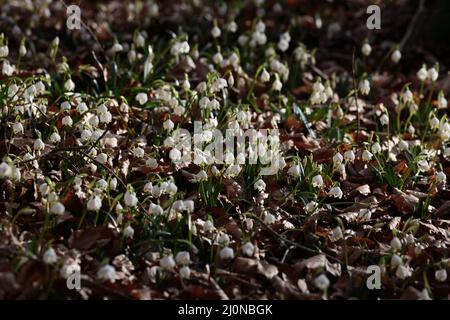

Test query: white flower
[288,164,301,177]
[254,179,266,192]
[219,247,234,260]
[312,175,324,188]
[272,77,282,92]
[43,247,58,265]
[398,140,409,151]
[305,201,318,213]
[263,212,276,224]
[428,67,438,82]
[435,269,447,282]
[417,160,430,173]
[123,225,135,238]
[179,266,191,279]
[49,132,61,143]
[0,162,12,179]
[344,150,355,163]
[124,190,138,207]
[391,49,402,63]
[211,26,221,38]
[149,203,163,216]
[329,226,343,242]
[97,264,118,283]
[0,45,9,58]
[372,142,382,154]
[390,237,402,251]
[436,172,447,184]
[136,92,148,105]
[169,148,182,163]
[438,95,447,110]
[417,65,428,81]
[361,43,372,56]
[218,233,230,246]
[396,265,413,279]
[241,242,255,257]
[60,260,81,279]
[333,153,343,165]
[260,68,270,83]
[87,195,102,211]
[391,254,402,268]
[163,119,175,131]
[314,274,330,290]
[328,187,343,199]
[362,150,373,162]
[50,202,65,215]
[62,115,73,127]
[175,251,191,266]
[133,147,145,158]
[34,138,45,151]
[160,255,176,270]
[64,79,75,91]
[146,158,158,169]
[61,101,71,111]
[12,122,24,135]
[359,79,370,95]
[380,114,389,126]
[184,200,195,213]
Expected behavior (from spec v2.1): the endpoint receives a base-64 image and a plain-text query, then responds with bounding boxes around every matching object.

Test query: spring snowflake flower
[390,237,402,251]
[380,114,389,126]
[0,162,12,179]
[391,254,402,268]
[34,138,45,151]
[305,201,318,213]
[328,187,343,199]
[362,150,373,162]
[123,225,135,239]
[219,247,234,260]
[64,79,75,91]
[241,242,255,257]
[43,247,57,265]
[428,67,438,82]
[97,264,118,283]
[62,115,73,127]
[136,92,148,105]
[0,45,9,58]
[435,269,447,282]
[391,49,402,64]
[254,179,266,192]
[11,121,22,136]
[312,174,324,188]
[314,274,330,290]
[49,132,61,144]
[272,76,282,92]
[218,233,230,246]
[263,212,276,224]
[417,160,430,173]
[260,68,270,83]
[133,147,145,158]
[50,202,65,215]
[179,266,191,279]
[417,65,428,81]
[329,226,343,242]
[344,150,355,163]
[87,195,102,211]
[160,255,176,270]
[359,79,370,95]
[396,265,413,279]
[175,251,191,266]
[371,142,381,154]
[288,164,301,177]
[211,25,221,38]
[361,43,372,56]
[436,172,447,184]
[60,260,81,279]
[438,93,447,109]
[149,203,163,216]
[124,190,138,207]
[169,148,182,163]
[163,119,175,131]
